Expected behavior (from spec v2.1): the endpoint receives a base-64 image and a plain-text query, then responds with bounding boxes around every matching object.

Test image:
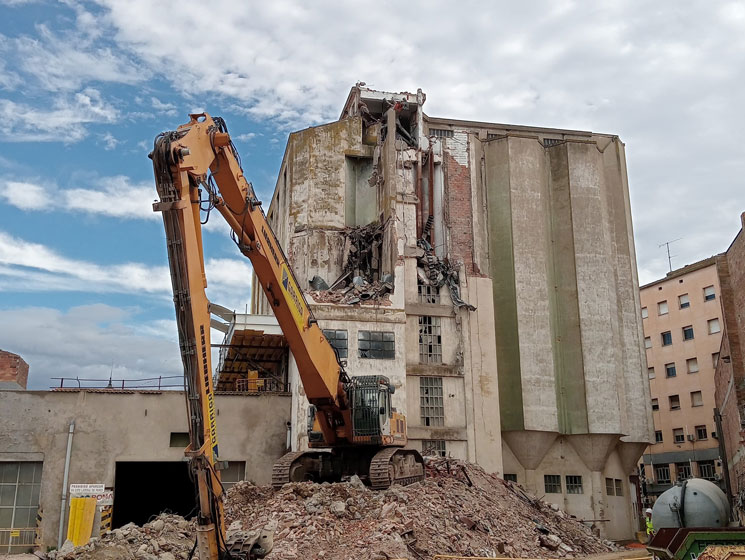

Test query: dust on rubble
[46,457,619,560]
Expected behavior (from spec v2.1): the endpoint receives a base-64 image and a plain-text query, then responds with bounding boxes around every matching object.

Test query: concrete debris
[417,238,476,311]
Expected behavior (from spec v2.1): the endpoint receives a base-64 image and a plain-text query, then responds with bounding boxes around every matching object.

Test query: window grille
[418,283,440,304]
[419,316,442,364]
[430,128,454,138]
[699,461,716,480]
[566,475,583,494]
[676,463,692,480]
[614,479,623,496]
[543,138,562,147]
[544,474,561,493]
[420,376,444,427]
[605,477,615,496]
[323,329,348,359]
[422,440,446,457]
[358,330,395,359]
[0,462,42,554]
[655,465,671,484]
[486,132,500,140]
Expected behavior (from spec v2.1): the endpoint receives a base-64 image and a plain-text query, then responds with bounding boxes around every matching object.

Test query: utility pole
[659,238,682,272]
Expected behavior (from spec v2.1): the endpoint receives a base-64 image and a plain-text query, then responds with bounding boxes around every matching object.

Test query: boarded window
[544,475,561,493]
[219,461,245,491]
[566,475,583,494]
[358,331,395,360]
[323,329,348,359]
[419,316,442,364]
[420,377,444,427]
[645,337,652,349]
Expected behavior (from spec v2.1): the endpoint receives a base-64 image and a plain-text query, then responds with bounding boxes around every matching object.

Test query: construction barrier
[66,497,97,546]
[0,527,39,553]
[100,505,113,535]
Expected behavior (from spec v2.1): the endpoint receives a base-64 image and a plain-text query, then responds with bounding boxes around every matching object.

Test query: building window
[169,432,190,447]
[691,390,703,407]
[430,128,454,138]
[677,462,692,480]
[683,326,694,341]
[658,301,669,315]
[648,367,656,379]
[615,479,624,496]
[422,440,446,457]
[220,461,246,491]
[673,427,685,443]
[655,430,663,443]
[687,357,699,373]
[418,316,443,364]
[0,461,43,552]
[642,307,649,319]
[645,337,652,349]
[699,461,716,480]
[358,330,395,359]
[704,286,716,301]
[713,352,720,368]
[544,474,562,493]
[420,377,444,427]
[662,331,673,346]
[669,395,681,410]
[418,283,440,304]
[566,475,583,494]
[655,465,671,484]
[679,294,690,309]
[708,318,721,335]
[504,473,517,483]
[605,477,615,496]
[323,329,348,359]
[652,398,659,411]
[696,425,708,440]
[666,363,677,378]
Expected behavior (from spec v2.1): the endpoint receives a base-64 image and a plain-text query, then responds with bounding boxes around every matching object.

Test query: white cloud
[99,131,120,150]
[3,180,49,210]
[234,132,256,142]
[151,96,177,115]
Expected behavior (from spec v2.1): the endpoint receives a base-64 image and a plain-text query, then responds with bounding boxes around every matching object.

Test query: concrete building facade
[248,85,652,539]
[639,257,726,501]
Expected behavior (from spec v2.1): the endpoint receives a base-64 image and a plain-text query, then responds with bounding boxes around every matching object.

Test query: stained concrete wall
[0,390,289,550]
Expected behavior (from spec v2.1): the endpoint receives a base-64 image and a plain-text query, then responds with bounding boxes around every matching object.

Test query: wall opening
[344,156,376,226]
[112,462,195,528]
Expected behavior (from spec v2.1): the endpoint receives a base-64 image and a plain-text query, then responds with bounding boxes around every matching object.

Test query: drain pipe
[57,420,75,549]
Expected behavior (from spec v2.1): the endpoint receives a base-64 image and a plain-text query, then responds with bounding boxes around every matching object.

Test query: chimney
[0,350,29,390]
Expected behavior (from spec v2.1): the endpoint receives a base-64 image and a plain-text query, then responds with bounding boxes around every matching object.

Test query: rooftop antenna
[659,238,682,272]
[106,361,114,389]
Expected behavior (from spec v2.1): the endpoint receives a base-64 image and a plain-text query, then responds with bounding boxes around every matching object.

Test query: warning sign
[70,484,104,494]
[70,484,113,506]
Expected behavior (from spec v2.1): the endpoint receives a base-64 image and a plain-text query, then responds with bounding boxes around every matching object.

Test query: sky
[0,1,743,389]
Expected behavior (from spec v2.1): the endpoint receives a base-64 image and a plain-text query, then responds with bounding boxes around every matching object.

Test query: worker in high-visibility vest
[645,508,654,539]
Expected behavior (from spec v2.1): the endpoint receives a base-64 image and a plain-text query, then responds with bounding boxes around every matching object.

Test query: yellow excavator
[150,114,424,559]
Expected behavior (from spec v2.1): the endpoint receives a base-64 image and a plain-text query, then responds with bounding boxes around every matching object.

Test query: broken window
[422,440,446,457]
[429,128,453,138]
[219,461,246,491]
[419,316,442,364]
[544,475,561,494]
[504,473,517,483]
[358,330,395,360]
[566,475,583,494]
[420,376,444,427]
[418,283,440,304]
[323,329,348,359]
[169,432,190,448]
[344,156,376,227]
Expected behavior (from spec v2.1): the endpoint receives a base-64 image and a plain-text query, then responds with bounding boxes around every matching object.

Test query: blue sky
[1,0,743,389]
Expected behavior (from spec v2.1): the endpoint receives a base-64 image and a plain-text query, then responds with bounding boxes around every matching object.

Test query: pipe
[415,152,423,238]
[57,420,75,549]
[427,147,435,239]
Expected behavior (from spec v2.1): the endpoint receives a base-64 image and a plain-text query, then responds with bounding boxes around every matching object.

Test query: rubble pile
[48,514,195,560]
[226,457,617,560]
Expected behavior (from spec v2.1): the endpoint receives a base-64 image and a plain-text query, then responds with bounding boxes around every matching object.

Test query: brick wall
[0,349,29,389]
[443,150,479,276]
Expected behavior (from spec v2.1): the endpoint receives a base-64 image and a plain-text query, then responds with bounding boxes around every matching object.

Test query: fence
[0,527,39,554]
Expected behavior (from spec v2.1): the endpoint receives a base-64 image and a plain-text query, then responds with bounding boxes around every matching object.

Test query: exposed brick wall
[443,150,480,276]
[0,349,29,389]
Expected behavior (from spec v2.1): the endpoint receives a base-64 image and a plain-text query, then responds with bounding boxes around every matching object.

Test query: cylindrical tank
[652,478,729,529]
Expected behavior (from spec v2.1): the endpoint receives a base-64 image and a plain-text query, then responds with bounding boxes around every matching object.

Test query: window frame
[658,301,669,315]
[641,307,649,319]
[655,430,663,443]
[645,337,652,349]
[418,316,443,364]
[544,474,562,494]
[651,398,659,411]
[655,465,671,484]
[665,363,677,378]
[682,325,694,341]
[673,427,685,443]
[323,329,349,359]
[704,286,716,301]
[679,293,690,309]
[419,376,444,427]
[662,331,673,346]
[358,330,395,360]
[687,357,699,374]
[695,425,708,440]
[669,394,681,410]
[708,318,721,335]
[566,475,584,494]
[691,390,703,407]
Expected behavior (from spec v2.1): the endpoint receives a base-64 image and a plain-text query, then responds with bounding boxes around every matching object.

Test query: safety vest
[646,517,654,535]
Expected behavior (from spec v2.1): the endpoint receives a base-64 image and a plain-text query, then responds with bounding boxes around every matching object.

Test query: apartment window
[323,329,348,359]
[683,326,694,341]
[708,318,721,335]
[645,337,652,349]
[679,294,690,309]
[418,283,440,304]
[713,352,720,368]
[699,461,716,480]
[655,430,663,443]
[658,301,669,315]
[0,462,43,553]
[566,475,583,494]
[615,479,624,496]
[696,425,708,440]
[430,128,454,138]
[641,307,649,319]
[652,398,659,411]
[648,367,656,379]
[673,427,685,443]
[544,474,562,493]
[422,440,446,457]
[504,473,517,483]
[655,465,671,484]
[666,363,677,378]
[220,461,246,491]
[704,286,716,301]
[418,316,443,364]
[169,432,190,447]
[662,331,673,346]
[669,395,681,410]
[420,377,444,427]
[358,330,395,359]
[685,357,699,373]
[691,391,703,407]
[677,462,692,480]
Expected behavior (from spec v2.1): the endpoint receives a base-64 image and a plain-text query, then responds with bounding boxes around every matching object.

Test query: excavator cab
[348,375,394,440]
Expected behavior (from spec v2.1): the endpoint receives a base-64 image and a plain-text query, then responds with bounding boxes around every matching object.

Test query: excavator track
[271,451,306,489]
[369,447,425,490]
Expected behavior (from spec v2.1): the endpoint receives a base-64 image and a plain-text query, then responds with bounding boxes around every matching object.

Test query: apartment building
[639,257,726,499]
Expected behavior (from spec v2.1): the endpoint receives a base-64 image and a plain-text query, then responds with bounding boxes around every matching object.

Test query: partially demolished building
[239,85,652,538]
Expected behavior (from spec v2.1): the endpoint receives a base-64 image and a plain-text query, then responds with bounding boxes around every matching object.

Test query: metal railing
[0,527,39,554]
[51,376,183,390]
[234,377,289,393]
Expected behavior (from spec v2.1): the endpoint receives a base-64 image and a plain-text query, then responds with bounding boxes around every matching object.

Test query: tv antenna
[659,238,682,272]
